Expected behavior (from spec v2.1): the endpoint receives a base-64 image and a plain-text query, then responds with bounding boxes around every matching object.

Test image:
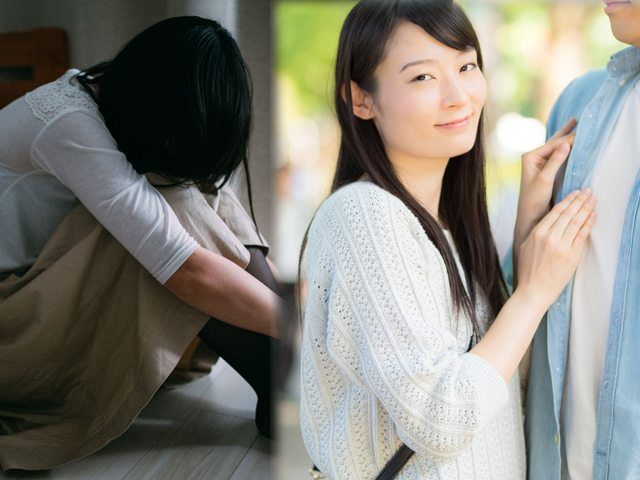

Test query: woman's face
[359,21,487,169]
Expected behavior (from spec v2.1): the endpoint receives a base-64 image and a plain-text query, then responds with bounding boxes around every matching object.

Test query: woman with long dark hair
[0,17,277,470]
[300,1,594,478]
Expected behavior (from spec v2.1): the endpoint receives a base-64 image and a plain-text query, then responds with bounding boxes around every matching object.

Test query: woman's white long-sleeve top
[300,181,526,480]
[0,69,198,282]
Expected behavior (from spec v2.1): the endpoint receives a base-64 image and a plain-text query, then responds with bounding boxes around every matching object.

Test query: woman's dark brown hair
[300,0,508,342]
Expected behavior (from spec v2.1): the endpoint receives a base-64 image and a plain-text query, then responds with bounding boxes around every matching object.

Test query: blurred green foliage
[587,11,626,68]
[277,1,356,117]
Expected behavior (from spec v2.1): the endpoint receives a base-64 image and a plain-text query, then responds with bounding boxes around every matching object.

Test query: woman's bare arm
[164,247,280,337]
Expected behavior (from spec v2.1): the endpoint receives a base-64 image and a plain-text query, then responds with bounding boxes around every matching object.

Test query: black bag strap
[375,444,415,480]
[309,444,415,480]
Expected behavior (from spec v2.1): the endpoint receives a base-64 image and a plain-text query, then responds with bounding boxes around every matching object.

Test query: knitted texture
[301,181,526,480]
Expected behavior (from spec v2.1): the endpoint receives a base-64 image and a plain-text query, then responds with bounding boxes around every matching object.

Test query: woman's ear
[341,81,374,120]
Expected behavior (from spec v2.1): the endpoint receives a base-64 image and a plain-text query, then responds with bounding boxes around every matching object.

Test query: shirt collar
[607,46,640,77]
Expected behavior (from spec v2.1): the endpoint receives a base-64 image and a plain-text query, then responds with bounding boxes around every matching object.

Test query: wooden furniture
[0,27,67,108]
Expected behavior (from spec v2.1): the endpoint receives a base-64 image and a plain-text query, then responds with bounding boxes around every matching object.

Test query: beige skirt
[0,177,267,471]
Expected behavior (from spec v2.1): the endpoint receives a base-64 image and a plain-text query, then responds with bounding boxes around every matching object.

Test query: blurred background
[274,1,625,478]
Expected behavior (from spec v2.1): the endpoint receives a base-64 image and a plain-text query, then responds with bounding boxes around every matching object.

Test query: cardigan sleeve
[308,182,509,463]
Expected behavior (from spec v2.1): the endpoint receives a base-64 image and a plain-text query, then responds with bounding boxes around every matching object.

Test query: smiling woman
[349,21,486,219]
[298,1,597,479]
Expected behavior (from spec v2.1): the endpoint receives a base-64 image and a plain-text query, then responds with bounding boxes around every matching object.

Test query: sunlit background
[274,1,624,478]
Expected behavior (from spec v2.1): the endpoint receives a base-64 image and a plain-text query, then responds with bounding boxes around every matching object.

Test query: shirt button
[555,435,559,444]
[619,80,626,86]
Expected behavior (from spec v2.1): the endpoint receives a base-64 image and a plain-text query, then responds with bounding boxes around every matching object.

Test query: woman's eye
[460,63,477,72]
[413,74,431,82]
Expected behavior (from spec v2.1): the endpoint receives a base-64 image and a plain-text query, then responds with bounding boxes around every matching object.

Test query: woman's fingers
[523,131,576,168]
[536,189,581,230]
[561,195,597,244]
[572,212,596,249]
[548,117,577,141]
[549,188,593,235]
[530,131,576,158]
[522,118,576,168]
[538,141,571,184]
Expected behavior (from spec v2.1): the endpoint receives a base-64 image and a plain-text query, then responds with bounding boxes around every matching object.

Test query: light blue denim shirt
[503,46,640,480]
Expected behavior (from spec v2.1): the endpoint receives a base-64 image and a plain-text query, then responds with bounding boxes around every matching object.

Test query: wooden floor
[0,360,272,480]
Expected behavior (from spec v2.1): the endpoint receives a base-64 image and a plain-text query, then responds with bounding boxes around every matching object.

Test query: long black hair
[74,16,257,222]
[300,0,507,342]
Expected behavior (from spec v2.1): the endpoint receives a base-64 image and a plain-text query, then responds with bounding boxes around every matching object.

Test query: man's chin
[609,18,640,47]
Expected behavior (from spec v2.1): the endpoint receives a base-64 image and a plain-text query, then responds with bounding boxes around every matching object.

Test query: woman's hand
[516,187,596,309]
[512,118,577,288]
[517,118,577,231]
[471,188,595,383]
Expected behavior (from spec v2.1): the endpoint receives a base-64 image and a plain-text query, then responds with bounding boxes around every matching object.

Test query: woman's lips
[435,115,471,129]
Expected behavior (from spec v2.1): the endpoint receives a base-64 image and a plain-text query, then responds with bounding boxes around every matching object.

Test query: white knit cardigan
[300,181,526,480]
